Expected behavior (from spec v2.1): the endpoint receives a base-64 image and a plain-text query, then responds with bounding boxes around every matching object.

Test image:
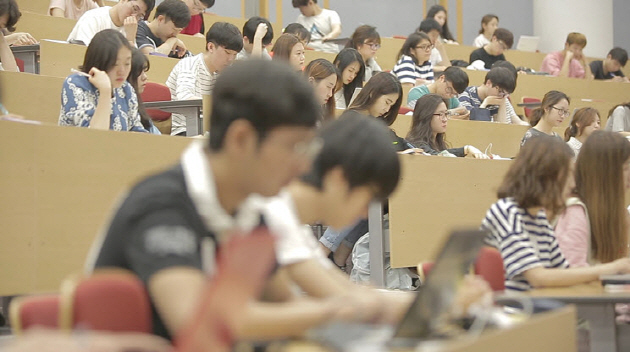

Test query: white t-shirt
[255,191,333,269]
[236,47,272,61]
[166,53,217,135]
[473,34,490,48]
[296,8,341,53]
[67,6,124,45]
[49,0,99,20]
[430,48,442,67]
[364,57,381,82]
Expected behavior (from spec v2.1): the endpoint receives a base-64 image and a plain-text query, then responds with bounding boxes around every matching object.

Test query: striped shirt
[166,54,217,135]
[458,86,517,124]
[392,55,433,84]
[482,198,569,292]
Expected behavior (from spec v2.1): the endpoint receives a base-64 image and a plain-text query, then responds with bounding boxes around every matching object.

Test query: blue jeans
[319,219,368,251]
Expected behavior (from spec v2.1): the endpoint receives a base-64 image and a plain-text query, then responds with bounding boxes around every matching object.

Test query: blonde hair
[566,32,587,48]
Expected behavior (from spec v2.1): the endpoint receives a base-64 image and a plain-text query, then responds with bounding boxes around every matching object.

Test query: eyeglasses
[494,86,509,98]
[131,4,145,20]
[444,83,456,96]
[433,112,450,121]
[364,42,381,51]
[498,40,509,51]
[415,44,434,51]
[551,106,571,117]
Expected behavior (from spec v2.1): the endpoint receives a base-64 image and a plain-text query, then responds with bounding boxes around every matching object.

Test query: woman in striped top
[482,136,630,292]
[392,32,434,89]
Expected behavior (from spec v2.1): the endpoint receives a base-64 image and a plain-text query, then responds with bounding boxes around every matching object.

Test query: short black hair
[418,18,441,35]
[200,0,215,7]
[209,60,319,151]
[243,16,274,46]
[609,47,628,67]
[493,28,513,49]
[206,22,243,52]
[484,66,516,93]
[301,111,400,201]
[154,0,190,29]
[0,0,21,32]
[81,29,134,73]
[284,23,310,43]
[440,66,469,94]
[292,0,312,7]
[137,0,155,19]
[491,60,518,90]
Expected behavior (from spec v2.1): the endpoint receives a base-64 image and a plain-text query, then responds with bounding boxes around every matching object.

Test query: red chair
[140,82,172,122]
[399,106,413,115]
[59,269,152,333]
[522,96,542,119]
[9,294,60,334]
[15,57,24,72]
[474,247,505,292]
[392,35,408,40]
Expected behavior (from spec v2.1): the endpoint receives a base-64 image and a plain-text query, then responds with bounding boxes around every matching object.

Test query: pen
[71,68,90,78]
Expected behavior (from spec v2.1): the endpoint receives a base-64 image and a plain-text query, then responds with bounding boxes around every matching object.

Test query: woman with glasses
[564,107,601,158]
[392,32,434,89]
[332,48,365,110]
[521,90,570,148]
[406,94,488,158]
[344,25,382,81]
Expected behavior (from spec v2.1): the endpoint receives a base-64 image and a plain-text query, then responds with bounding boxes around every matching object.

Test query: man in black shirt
[589,47,629,82]
[136,0,190,57]
[87,60,329,340]
[469,28,513,69]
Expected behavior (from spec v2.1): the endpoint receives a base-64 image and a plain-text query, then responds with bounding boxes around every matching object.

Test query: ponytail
[529,108,544,127]
[564,124,578,141]
[531,90,571,127]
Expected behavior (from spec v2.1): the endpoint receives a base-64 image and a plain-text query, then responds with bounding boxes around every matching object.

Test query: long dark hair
[81,29,134,73]
[348,72,402,126]
[333,48,365,106]
[530,90,570,127]
[426,5,455,42]
[304,58,338,122]
[397,32,431,65]
[406,93,449,150]
[127,48,152,131]
[564,107,599,141]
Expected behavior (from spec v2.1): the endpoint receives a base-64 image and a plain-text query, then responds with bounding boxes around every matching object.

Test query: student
[564,107,600,157]
[292,0,341,53]
[344,25,381,81]
[418,18,451,72]
[304,58,338,122]
[555,131,630,268]
[128,48,161,134]
[469,28,513,70]
[0,0,20,72]
[425,5,456,43]
[179,0,213,38]
[541,32,593,79]
[589,47,629,82]
[136,0,190,58]
[271,33,305,71]
[1,0,36,47]
[406,94,487,158]
[605,102,630,137]
[458,66,516,122]
[59,29,146,132]
[473,14,498,48]
[166,22,242,136]
[67,0,154,46]
[236,16,273,60]
[347,72,404,142]
[332,48,364,110]
[86,60,365,340]
[392,32,434,88]
[284,22,311,45]
[407,66,469,120]
[49,0,102,20]
[482,136,630,292]
[490,60,528,125]
[521,90,570,147]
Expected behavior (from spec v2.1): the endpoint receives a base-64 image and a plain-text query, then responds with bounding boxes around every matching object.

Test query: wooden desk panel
[0,71,64,125]
[378,37,405,72]
[0,121,190,295]
[18,11,76,42]
[15,0,50,16]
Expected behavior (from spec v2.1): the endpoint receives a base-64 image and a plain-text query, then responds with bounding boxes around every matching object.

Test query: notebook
[516,36,540,52]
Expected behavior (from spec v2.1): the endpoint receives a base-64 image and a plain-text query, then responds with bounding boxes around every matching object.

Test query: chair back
[522,96,542,119]
[141,82,172,121]
[9,294,60,334]
[59,269,152,333]
[473,246,505,291]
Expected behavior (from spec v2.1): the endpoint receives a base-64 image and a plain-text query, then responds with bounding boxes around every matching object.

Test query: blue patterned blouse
[59,73,148,132]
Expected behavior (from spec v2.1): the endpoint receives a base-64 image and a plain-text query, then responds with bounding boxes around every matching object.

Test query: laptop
[516,36,540,52]
[308,229,488,351]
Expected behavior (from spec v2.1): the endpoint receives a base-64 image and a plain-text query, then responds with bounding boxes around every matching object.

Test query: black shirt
[469,47,506,69]
[136,21,164,51]
[589,60,625,80]
[93,165,217,340]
